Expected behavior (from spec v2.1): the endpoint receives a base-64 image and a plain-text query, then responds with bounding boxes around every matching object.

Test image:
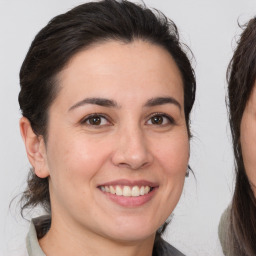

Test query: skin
[20,40,189,256]
[240,82,256,196]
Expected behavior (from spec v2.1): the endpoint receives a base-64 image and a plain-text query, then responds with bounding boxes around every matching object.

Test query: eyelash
[80,112,175,127]
[146,112,175,126]
[80,113,112,127]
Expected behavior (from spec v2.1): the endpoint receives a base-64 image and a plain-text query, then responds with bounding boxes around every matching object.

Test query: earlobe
[19,117,50,178]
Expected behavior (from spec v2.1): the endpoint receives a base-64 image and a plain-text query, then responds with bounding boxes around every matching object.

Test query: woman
[219,18,256,255]
[19,0,196,255]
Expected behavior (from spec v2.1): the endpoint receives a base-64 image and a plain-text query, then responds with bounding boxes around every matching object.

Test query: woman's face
[241,82,256,196]
[41,40,189,242]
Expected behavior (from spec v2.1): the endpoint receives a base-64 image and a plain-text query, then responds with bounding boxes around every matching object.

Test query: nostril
[116,161,150,170]
[118,163,131,168]
[141,161,150,168]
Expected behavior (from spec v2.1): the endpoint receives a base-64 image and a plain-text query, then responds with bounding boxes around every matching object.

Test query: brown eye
[88,116,101,125]
[83,115,109,126]
[146,113,174,126]
[151,115,163,125]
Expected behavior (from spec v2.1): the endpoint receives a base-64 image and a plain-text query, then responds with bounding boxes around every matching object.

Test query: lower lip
[100,188,158,207]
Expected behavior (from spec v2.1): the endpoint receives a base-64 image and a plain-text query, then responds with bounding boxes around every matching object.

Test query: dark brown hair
[19,0,196,240]
[227,17,256,255]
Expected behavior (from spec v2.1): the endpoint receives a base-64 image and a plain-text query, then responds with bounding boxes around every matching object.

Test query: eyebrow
[68,96,181,111]
[145,97,181,110]
[69,97,119,111]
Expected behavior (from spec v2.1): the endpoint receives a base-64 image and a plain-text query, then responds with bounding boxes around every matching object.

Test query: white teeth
[100,185,152,196]
[116,186,122,196]
[145,186,150,194]
[110,186,115,194]
[140,186,145,195]
[123,186,132,197]
[132,186,140,197]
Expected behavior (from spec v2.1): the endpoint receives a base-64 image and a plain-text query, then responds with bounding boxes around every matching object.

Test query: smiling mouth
[99,185,154,197]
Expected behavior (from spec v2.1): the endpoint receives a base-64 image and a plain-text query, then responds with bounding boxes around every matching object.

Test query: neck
[39,214,155,256]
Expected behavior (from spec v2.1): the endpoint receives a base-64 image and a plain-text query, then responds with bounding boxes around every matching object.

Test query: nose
[111,126,153,170]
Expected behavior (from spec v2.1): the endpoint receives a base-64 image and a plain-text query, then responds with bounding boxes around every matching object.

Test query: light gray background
[1,0,256,255]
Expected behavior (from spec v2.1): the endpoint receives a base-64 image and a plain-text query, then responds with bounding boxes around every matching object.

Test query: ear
[19,117,50,178]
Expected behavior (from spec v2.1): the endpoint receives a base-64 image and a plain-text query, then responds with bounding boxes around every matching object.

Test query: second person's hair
[227,17,256,255]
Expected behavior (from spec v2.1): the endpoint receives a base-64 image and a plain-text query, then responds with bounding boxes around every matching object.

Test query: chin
[107,229,156,243]
[101,217,160,243]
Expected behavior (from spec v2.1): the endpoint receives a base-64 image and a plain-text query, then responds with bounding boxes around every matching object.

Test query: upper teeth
[100,185,151,197]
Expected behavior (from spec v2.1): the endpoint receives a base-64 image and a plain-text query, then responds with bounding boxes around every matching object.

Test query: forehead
[55,40,184,107]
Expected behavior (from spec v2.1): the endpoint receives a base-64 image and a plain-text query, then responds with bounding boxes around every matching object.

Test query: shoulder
[218,205,232,255]
[26,215,50,256]
[218,205,244,256]
[153,237,185,256]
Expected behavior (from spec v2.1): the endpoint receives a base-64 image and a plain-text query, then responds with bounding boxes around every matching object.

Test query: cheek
[241,119,256,187]
[155,132,189,176]
[46,132,111,193]
[159,132,189,200]
[151,132,189,223]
